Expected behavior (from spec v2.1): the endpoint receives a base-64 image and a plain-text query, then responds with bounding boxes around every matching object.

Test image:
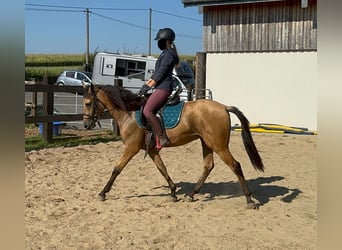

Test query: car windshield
[84,72,92,78]
[76,72,92,81]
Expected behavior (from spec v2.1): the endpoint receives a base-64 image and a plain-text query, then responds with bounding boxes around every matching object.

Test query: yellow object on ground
[234,128,284,134]
[232,123,317,135]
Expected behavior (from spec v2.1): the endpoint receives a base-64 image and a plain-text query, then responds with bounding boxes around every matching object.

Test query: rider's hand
[138,84,151,97]
[146,79,157,87]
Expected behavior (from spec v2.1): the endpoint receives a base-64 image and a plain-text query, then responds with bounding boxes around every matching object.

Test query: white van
[91,52,194,101]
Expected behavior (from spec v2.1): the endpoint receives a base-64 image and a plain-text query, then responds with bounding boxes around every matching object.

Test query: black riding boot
[146,114,170,148]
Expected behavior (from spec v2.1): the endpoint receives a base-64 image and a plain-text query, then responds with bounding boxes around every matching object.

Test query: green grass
[25,123,118,151]
[25,53,93,81]
[25,66,84,81]
[25,54,92,67]
[25,132,119,152]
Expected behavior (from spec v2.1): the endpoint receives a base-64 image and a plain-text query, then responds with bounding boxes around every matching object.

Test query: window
[66,71,75,78]
[127,61,137,69]
[76,73,86,81]
[114,59,146,80]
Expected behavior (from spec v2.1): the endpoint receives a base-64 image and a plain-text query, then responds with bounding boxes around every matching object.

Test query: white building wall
[206,52,317,130]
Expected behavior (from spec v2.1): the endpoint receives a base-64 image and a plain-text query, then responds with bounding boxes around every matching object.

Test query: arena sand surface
[25,132,317,249]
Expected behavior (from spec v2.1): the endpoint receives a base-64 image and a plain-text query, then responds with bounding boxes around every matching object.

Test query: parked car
[174,61,195,101]
[56,70,92,86]
[174,60,195,88]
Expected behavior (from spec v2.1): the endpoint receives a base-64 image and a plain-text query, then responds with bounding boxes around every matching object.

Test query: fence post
[31,80,38,119]
[195,52,207,100]
[112,79,122,137]
[42,75,55,143]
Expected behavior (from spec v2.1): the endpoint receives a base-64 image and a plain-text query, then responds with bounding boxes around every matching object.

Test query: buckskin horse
[82,82,264,209]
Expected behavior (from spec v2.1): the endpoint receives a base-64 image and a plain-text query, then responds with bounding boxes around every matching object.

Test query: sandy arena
[25,132,317,249]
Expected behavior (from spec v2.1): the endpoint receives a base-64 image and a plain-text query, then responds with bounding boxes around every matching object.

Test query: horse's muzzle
[83,117,96,130]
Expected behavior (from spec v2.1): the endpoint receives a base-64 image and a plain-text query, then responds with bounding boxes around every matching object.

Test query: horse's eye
[84,100,92,106]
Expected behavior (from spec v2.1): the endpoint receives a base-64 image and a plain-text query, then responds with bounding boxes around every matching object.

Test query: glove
[138,84,151,96]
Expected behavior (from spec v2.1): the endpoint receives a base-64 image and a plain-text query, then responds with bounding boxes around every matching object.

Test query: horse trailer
[91,52,195,101]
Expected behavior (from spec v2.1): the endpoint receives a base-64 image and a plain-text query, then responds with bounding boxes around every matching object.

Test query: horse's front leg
[98,146,139,201]
[148,148,177,202]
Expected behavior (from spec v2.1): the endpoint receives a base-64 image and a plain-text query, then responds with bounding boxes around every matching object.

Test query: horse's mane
[96,85,144,111]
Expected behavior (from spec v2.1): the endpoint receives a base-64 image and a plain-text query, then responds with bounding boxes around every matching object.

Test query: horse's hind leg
[216,149,256,209]
[148,149,177,202]
[98,146,139,201]
[185,139,215,201]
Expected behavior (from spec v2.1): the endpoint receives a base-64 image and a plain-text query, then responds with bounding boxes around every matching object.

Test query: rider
[138,27,180,149]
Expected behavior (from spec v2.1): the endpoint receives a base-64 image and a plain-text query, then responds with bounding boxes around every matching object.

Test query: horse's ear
[82,81,89,90]
[82,81,94,94]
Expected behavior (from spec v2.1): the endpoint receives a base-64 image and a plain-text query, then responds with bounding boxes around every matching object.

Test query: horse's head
[82,82,106,130]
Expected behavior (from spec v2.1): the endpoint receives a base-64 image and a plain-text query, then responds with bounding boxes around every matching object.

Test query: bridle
[83,92,109,128]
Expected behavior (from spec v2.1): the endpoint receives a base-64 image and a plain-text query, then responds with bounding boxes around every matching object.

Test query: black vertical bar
[42,76,54,143]
[85,8,90,71]
[195,52,207,99]
[31,85,37,116]
[149,8,152,56]
[112,79,122,136]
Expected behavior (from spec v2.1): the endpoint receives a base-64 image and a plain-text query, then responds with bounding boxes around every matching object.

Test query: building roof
[182,0,286,7]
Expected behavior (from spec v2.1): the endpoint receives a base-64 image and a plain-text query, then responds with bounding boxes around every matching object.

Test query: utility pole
[85,8,90,71]
[148,8,152,56]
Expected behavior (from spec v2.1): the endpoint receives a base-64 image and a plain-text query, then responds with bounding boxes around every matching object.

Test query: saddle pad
[135,101,185,129]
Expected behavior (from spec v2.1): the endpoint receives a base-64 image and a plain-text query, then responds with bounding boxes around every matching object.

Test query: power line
[26,3,87,9]
[26,3,147,11]
[153,9,201,22]
[25,6,202,39]
[91,11,201,40]
[25,2,202,55]
[25,3,200,22]
[25,8,83,13]
[91,11,151,31]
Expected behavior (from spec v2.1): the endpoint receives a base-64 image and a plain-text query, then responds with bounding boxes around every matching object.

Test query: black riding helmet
[154,28,176,41]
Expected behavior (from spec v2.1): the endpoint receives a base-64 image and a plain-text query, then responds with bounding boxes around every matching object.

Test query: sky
[25,0,203,55]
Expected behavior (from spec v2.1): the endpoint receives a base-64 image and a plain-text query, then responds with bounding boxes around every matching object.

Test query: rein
[83,93,114,127]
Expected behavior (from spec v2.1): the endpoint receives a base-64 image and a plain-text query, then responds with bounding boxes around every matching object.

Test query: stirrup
[144,131,153,158]
[156,138,162,151]
[155,135,170,150]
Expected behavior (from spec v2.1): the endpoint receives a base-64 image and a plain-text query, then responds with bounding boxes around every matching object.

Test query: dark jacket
[151,48,179,92]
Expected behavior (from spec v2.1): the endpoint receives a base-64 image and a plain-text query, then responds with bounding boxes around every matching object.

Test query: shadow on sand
[125,176,302,207]
[175,176,302,206]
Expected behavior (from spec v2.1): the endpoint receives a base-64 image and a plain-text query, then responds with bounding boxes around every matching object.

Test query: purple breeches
[143,88,172,118]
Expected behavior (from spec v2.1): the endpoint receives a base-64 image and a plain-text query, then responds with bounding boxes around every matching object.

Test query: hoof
[184,194,194,202]
[246,201,257,209]
[98,193,106,201]
[169,196,178,202]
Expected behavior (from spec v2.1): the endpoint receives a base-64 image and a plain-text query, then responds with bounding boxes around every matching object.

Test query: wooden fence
[25,76,112,142]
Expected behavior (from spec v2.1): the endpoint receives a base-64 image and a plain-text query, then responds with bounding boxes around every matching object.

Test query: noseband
[83,93,108,127]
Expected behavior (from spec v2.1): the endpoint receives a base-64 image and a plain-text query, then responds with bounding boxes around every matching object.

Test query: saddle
[136,88,185,157]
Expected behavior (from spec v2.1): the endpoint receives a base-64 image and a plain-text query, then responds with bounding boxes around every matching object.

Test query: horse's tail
[226,106,264,172]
